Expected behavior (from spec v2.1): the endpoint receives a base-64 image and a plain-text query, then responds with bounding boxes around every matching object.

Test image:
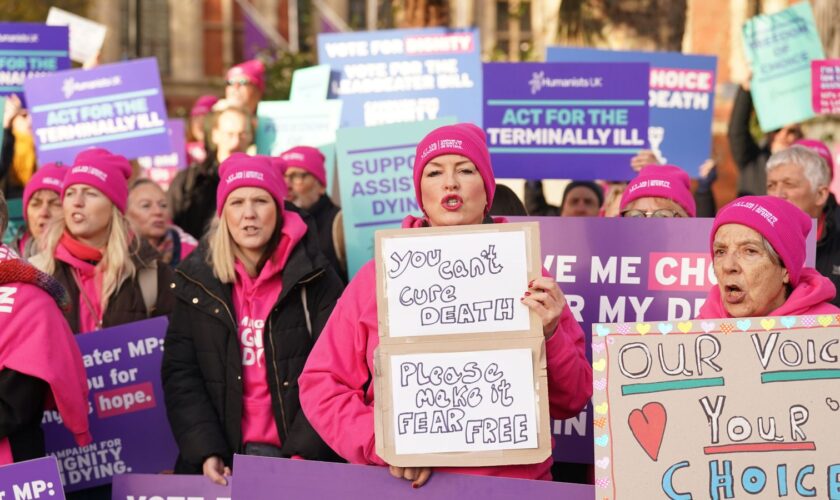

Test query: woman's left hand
[521,277,566,339]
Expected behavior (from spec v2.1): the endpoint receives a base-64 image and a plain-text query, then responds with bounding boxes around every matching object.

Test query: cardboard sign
[46,7,107,64]
[290,64,331,102]
[547,48,717,177]
[43,317,178,492]
[743,2,825,132]
[0,23,70,99]
[255,99,342,156]
[137,118,187,190]
[0,457,65,500]
[25,58,170,163]
[336,117,455,277]
[317,27,482,127]
[231,455,595,499]
[812,59,840,115]
[483,62,649,181]
[112,474,231,500]
[592,314,840,499]
[509,216,818,465]
[375,223,541,338]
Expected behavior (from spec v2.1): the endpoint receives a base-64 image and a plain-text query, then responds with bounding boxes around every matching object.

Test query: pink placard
[812,59,840,114]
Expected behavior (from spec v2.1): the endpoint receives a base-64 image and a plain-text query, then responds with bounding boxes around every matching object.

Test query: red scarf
[60,232,104,263]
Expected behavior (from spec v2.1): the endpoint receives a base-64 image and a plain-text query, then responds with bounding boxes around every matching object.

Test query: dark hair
[560,181,604,212]
[489,184,528,216]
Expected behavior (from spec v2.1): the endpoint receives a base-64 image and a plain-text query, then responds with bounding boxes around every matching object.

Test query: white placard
[390,348,538,455]
[46,7,107,64]
[382,230,530,337]
[256,100,343,156]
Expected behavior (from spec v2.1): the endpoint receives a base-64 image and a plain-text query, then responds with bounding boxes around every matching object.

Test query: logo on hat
[71,165,108,182]
[226,170,265,184]
[282,152,306,162]
[731,200,778,227]
[42,177,62,187]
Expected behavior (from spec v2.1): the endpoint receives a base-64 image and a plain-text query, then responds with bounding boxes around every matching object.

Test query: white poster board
[46,7,107,64]
[255,100,343,156]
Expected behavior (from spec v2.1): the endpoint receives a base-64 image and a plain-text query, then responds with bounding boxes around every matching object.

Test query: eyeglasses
[621,209,681,218]
[226,78,254,87]
[284,172,312,183]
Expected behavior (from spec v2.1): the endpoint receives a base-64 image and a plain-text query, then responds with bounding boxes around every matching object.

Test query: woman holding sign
[299,123,592,487]
[162,154,344,485]
[699,195,840,318]
[31,148,175,332]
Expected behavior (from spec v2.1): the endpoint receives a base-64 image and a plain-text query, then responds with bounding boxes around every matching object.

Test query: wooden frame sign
[373,222,551,467]
[592,315,840,499]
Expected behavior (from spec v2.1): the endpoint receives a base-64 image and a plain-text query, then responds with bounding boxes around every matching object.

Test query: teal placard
[255,99,342,156]
[317,142,338,199]
[337,117,455,277]
[743,1,825,132]
[290,64,331,102]
[2,197,23,245]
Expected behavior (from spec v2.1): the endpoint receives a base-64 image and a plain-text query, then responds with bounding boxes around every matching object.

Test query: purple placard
[483,62,649,181]
[812,59,840,115]
[232,455,594,499]
[24,57,170,164]
[137,118,187,190]
[112,474,231,500]
[509,216,816,464]
[0,23,70,100]
[0,457,65,500]
[43,317,178,492]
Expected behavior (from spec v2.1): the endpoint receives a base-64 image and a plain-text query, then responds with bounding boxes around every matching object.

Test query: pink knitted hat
[226,60,265,92]
[63,149,132,213]
[413,123,495,214]
[216,153,287,215]
[620,165,696,217]
[711,195,810,285]
[191,95,220,117]
[23,163,67,220]
[794,139,835,179]
[280,146,327,187]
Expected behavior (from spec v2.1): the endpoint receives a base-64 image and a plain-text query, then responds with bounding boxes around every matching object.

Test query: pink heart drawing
[594,378,607,391]
[628,402,667,461]
[592,342,606,354]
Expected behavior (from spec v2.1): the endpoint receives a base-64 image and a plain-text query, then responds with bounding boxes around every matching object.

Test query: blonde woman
[31,148,174,333]
[162,154,343,484]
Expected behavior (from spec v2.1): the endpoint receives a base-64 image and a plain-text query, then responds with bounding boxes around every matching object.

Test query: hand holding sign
[521,276,567,339]
[388,465,432,488]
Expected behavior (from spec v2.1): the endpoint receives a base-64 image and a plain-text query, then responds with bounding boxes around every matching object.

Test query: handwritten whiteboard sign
[592,315,840,499]
[375,222,541,339]
[375,337,551,467]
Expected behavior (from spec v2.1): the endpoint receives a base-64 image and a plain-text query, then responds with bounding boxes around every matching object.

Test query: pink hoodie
[299,218,592,480]
[233,212,307,448]
[697,268,840,318]
[0,244,92,464]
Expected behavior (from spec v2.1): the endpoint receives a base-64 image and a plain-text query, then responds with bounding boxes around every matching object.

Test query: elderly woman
[698,195,840,318]
[126,178,197,267]
[620,164,696,218]
[298,123,592,487]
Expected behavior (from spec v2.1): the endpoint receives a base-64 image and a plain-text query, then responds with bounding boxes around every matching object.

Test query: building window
[120,0,171,76]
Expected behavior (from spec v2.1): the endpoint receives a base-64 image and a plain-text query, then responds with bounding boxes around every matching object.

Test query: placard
[290,64,331,102]
[547,48,716,177]
[25,57,170,164]
[374,337,551,467]
[231,455,594,499]
[592,315,840,499]
[255,99,342,156]
[46,7,107,64]
[483,62,649,181]
[43,317,178,492]
[337,117,455,277]
[743,2,825,132]
[0,23,70,99]
[137,118,187,190]
[0,457,65,500]
[317,27,482,127]
[375,222,541,338]
[812,59,840,115]
[112,473,231,500]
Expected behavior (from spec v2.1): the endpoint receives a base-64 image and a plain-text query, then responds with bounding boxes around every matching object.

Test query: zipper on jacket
[175,269,236,328]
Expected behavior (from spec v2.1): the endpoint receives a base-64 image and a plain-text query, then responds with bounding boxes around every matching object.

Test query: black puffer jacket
[162,211,344,472]
[817,194,840,308]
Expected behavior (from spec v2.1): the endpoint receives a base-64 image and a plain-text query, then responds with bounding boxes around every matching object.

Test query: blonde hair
[207,215,237,284]
[33,205,137,311]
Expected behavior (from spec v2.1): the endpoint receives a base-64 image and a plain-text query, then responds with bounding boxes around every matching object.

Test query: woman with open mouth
[698,195,840,318]
[299,123,592,487]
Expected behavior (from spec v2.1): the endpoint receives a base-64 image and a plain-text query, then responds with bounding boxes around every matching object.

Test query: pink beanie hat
[23,163,67,220]
[226,60,265,92]
[794,139,835,179]
[63,148,132,213]
[191,94,220,117]
[280,146,327,187]
[620,165,696,217]
[413,123,495,215]
[711,195,810,286]
[216,153,287,215]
